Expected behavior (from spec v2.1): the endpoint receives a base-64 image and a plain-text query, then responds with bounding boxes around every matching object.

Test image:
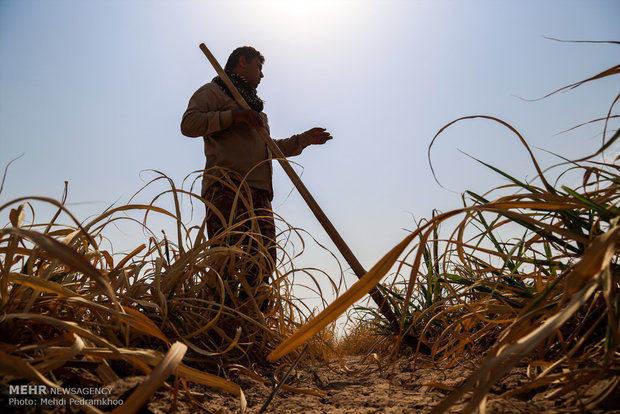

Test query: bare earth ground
[186,355,620,414]
[3,354,619,413]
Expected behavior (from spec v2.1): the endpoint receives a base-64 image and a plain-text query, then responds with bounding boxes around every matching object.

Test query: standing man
[180,46,332,302]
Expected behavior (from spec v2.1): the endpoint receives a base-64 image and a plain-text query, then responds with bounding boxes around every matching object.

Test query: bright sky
[1,0,619,310]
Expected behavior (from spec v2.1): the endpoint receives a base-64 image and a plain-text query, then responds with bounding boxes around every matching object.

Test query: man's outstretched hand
[301,127,333,146]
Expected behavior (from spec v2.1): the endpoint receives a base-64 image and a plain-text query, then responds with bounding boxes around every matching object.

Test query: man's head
[225,46,264,89]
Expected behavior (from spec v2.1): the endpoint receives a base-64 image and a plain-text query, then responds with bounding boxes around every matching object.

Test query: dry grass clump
[0,170,341,411]
[336,316,392,356]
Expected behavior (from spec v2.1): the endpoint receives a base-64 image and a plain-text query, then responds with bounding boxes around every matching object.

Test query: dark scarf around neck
[213,71,264,112]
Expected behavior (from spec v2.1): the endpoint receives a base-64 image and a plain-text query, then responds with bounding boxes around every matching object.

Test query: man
[180,46,332,302]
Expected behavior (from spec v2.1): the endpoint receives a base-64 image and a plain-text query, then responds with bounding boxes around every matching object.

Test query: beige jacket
[181,82,310,199]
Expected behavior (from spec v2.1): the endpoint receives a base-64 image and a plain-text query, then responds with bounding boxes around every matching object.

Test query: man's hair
[224,46,265,72]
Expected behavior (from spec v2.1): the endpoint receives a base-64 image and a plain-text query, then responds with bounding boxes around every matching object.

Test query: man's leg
[204,182,249,302]
[204,183,276,306]
[250,187,277,278]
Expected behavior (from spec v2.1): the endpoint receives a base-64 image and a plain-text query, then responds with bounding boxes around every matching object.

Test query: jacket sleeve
[274,128,314,158]
[180,84,234,138]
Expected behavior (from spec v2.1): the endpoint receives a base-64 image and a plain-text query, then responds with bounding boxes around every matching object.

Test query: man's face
[236,56,264,89]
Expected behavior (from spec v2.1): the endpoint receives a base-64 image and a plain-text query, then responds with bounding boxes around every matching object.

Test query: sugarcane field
[1,2,619,413]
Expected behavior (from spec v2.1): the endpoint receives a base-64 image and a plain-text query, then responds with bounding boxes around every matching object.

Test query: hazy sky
[1,0,619,305]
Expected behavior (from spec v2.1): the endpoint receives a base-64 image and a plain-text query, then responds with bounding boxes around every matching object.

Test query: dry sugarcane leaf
[115,305,169,343]
[9,273,80,297]
[563,225,620,296]
[0,350,104,414]
[268,229,419,361]
[108,244,146,278]
[0,227,119,308]
[111,342,187,414]
[176,363,246,400]
[77,347,244,397]
[101,249,115,269]
[280,383,327,397]
[181,278,227,340]
[0,349,58,384]
[4,313,121,352]
[532,64,620,100]
[96,359,121,384]
[81,203,181,233]
[501,371,576,399]
[225,364,265,383]
[9,203,25,227]
[34,333,85,374]
[544,371,599,399]
[0,246,51,258]
[8,274,169,342]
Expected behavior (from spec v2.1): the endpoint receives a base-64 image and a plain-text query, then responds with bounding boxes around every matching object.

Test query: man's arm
[180,84,234,137]
[275,127,333,157]
[181,83,268,137]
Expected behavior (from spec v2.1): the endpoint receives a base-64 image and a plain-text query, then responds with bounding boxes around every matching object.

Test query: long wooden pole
[198,43,403,336]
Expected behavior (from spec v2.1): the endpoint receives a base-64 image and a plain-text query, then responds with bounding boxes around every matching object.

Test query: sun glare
[267,0,351,17]
[233,0,362,42]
